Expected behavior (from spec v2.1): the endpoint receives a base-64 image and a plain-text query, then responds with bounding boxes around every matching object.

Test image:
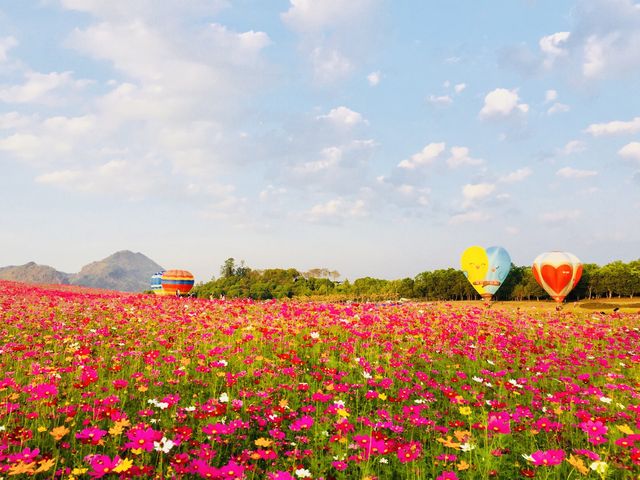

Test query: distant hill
[0,251,164,293]
[0,262,70,285]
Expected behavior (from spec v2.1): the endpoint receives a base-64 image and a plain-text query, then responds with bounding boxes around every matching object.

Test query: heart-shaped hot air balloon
[460,246,511,300]
[532,251,582,303]
[161,270,195,296]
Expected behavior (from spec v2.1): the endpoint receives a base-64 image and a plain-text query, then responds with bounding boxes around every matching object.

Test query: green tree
[220,258,236,278]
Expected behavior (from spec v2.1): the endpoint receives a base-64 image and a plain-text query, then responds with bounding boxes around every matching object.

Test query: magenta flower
[218,460,245,479]
[86,454,121,478]
[332,460,348,471]
[487,412,511,434]
[76,427,108,445]
[289,415,314,431]
[580,420,608,436]
[397,441,422,463]
[268,472,295,480]
[436,472,459,480]
[124,426,162,452]
[530,449,565,466]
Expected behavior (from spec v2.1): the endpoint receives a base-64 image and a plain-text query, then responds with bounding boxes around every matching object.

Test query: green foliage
[191,258,640,301]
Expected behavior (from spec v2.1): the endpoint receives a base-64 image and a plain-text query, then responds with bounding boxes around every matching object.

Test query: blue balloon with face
[483,246,511,296]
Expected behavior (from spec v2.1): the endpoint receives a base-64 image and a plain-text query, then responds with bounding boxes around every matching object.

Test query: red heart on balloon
[541,264,573,294]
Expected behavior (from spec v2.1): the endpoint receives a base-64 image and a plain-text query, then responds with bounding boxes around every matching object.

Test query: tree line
[191,258,640,302]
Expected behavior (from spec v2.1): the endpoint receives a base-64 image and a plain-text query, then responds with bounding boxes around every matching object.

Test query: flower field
[1,281,639,479]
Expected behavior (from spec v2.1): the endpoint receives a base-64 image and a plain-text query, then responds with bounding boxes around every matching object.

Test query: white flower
[362,371,372,379]
[154,437,175,453]
[379,457,389,464]
[219,392,229,403]
[295,468,312,478]
[184,406,196,412]
[0,426,5,431]
[522,453,533,462]
[460,443,476,452]
[590,461,608,475]
[486,359,495,365]
[310,332,320,339]
[472,376,483,383]
[599,396,612,404]
[218,359,228,367]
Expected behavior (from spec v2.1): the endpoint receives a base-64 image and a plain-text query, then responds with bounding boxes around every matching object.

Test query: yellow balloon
[460,246,489,297]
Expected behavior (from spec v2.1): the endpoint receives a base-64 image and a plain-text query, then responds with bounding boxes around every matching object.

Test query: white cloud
[462,183,495,207]
[619,142,640,163]
[446,146,483,168]
[556,166,598,178]
[572,0,640,79]
[35,159,163,197]
[0,112,32,130]
[398,142,446,169]
[427,94,452,106]
[454,83,466,94]
[259,185,287,202]
[59,0,229,20]
[0,133,72,161]
[547,102,570,115]
[499,167,532,183]
[586,117,640,136]
[0,36,18,62]
[307,197,368,221]
[281,0,377,32]
[449,210,490,225]
[559,140,586,155]
[0,71,85,104]
[539,31,570,68]
[367,71,381,86]
[479,88,528,119]
[310,47,353,83]
[317,106,366,127]
[544,89,558,103]
[540,209,582,223]
[295,146,343,174]
[281,0,378,84]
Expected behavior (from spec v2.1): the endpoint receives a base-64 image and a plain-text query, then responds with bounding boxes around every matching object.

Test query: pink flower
[76,427,107,445]
[397,441,422,463]
[218,460,244,479]
[289,415,314,431]
[530,449,565,466]
[124,426,162,452]
[580,420,608,436]
[86,454,121,478]
[332,460,348,471]
[436,472,459,480]
[268,472,295,480]
[487,412,510,434]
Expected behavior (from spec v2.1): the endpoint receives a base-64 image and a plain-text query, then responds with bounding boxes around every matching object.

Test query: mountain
[0,251,164,293]
[70,251,164,292]
[0,262,70,284]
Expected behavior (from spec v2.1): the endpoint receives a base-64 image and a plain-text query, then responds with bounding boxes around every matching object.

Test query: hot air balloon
[532,251,582,303]
[460,246,512,301]
[160,270,195,296]
[150,271,168,296]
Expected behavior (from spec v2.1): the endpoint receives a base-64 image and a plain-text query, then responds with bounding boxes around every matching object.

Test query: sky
[1,0,639,282]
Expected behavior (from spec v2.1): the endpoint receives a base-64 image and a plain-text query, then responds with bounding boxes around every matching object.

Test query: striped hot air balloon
[160,270,195,296]
[150,271,168,296]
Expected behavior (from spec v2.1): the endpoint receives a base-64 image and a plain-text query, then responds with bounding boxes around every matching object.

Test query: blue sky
[1,0,639,282]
